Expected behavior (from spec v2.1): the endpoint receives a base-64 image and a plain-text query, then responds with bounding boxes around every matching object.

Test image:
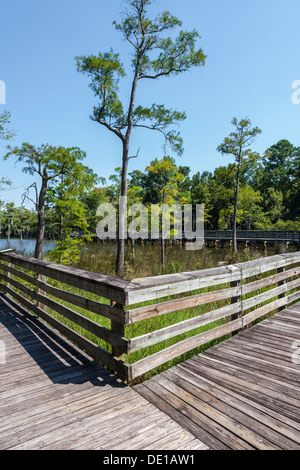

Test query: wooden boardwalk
[135,303,300,450]
[0,295,206,451]
[2,291,300,451]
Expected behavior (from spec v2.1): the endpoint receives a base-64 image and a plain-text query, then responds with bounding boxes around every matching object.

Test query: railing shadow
[0,294,126,389]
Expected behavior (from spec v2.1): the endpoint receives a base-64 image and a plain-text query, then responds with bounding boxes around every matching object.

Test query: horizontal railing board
[128,318,242,380]
[127,266,300,324]
[0,261,126,324]
[0,263,39,287]
[126,284,241,324]
[241,277,300,311]
[37,281,126,324]
[128,292,296,380]
[0,281,128,380]
[286,289,300,305]
[126,265,242,305]
[126,253,300,305]
[241,297,288,327]
[241,266,300,295]
[0,273,127,352]
[128,303,241,353]
[127,277,300,353]
[0,252,136,304]
[35,292,128,353]
[236,253,300,279]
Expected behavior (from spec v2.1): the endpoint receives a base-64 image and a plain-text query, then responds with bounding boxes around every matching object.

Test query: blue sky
[1,0,300,207]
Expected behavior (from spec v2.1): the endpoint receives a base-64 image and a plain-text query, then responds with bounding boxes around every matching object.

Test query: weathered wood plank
[128,302,240,353]
[241,265,300,295]
[0,276,128,353]
[175,363,300,436]
[126,252,300,305]
[0,263,127,323]
[0,252,135,304]
[160,368,300,449]
[181,357,300,423]
[126,265,242,304]
[0,297,204,450]
[127,284,240,323]
[136,378,254,450]
[0,286,128,379]
[129,318,242,380]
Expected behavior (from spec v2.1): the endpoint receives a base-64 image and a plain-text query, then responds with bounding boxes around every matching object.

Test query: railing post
[230,279,242,336]
[277,266,286,311]
[110,301,126,361]
[37,272,47,313]
[7,260,14,299]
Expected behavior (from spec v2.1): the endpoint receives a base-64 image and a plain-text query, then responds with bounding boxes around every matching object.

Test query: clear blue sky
[1,0,300,207]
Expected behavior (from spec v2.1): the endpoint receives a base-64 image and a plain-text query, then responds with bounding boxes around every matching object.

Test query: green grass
[2,242,299,383]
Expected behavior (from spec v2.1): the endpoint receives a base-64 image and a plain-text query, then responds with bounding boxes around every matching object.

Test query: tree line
[0,133,299,259]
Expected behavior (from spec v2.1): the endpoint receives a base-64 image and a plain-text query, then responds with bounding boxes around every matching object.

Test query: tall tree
[76,0,206,276]
[47,162,98,264]
[255,140,300,218]
[217,117,262,253]
[5,144,89,259]
[146,156,184,266]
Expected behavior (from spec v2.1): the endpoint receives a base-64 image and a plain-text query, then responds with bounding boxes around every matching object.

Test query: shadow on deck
[0,294,206,451]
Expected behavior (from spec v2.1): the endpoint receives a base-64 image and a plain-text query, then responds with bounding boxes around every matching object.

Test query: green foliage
[217,117,262,165]
[0,110,15,141]
[76,0,205,154]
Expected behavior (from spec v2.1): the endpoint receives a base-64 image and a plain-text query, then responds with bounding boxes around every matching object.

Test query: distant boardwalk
[0,296,205,450]
[204,230,300,248]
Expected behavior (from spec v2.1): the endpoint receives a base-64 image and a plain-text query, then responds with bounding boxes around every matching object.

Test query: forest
[0,136,299,266]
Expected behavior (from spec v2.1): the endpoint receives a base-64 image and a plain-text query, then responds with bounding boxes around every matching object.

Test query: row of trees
[1,134,299,253]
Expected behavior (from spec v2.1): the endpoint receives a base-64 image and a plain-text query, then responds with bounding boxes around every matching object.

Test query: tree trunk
[116,140,129,277]
[115,64,140,277]
[34,177,48,260]
[161,188,166,267]
[232,157,241,254]
[7,220,10,242]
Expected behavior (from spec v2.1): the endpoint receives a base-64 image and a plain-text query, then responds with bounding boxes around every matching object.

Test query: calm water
[0,239,56,256]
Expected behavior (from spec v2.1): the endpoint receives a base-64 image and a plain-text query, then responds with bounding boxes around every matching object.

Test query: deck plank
[135,303,300,450]
[2,291,300,450]
[0,295,206,451]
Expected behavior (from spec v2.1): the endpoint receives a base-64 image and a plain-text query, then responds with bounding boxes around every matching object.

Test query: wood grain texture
[0,295,206,451]
[135,304,300,450]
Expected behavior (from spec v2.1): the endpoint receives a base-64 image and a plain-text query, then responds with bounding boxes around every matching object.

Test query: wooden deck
[2,291,300,451]
[0,295,206,451]
[135,303,300,450]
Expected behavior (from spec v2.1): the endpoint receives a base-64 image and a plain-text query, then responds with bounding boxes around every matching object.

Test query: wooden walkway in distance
[135,303,300,450]
[0,295,206,451]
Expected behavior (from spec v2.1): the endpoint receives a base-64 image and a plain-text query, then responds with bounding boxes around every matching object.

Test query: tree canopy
[76,0,206,276]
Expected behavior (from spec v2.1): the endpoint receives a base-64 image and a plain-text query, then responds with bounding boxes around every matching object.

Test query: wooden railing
[205,230,300,243]
[0,250,300,382]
